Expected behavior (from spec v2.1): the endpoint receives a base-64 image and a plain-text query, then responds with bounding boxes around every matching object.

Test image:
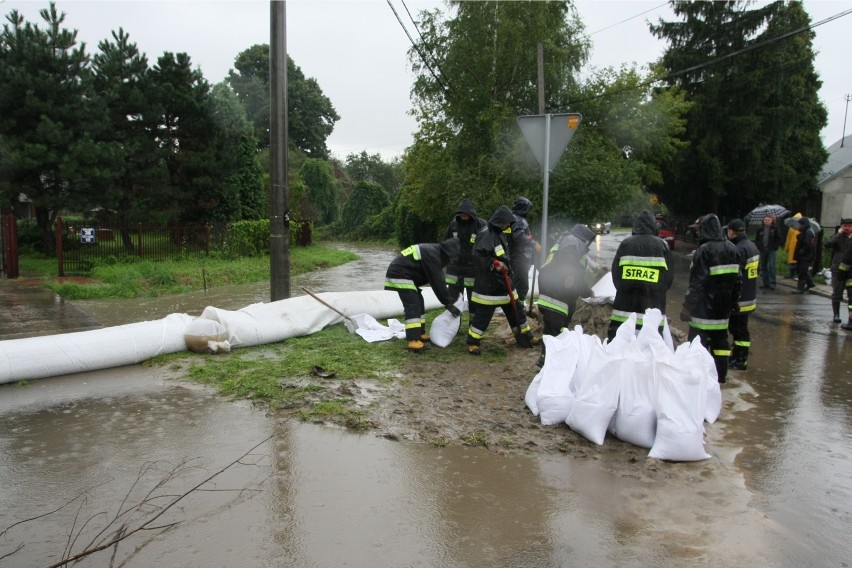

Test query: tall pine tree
[651,0,826,218]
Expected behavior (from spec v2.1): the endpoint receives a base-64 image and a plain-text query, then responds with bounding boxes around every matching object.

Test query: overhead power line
[385,0,454,101]
[584,2,669,37]
[568,6,852,106]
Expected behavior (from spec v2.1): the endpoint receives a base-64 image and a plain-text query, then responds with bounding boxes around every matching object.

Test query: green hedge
[223,219,312,256]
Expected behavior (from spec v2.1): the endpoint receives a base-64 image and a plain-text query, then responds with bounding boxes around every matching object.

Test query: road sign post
[517,113,582,265]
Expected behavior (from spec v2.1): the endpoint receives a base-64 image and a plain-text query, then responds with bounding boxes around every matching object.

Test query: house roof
[819,134,852,186]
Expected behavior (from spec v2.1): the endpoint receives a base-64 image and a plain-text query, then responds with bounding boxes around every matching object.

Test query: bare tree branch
[0,435,274,568]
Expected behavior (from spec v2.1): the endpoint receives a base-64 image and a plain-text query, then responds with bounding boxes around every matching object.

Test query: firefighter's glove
[534,242,542,254]
[678,306,691,322]
[445,304,461,318]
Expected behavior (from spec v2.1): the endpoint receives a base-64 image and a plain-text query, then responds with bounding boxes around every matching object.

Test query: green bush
[16,219,42,252]
[228,219,270,256]
[222,219,310,256]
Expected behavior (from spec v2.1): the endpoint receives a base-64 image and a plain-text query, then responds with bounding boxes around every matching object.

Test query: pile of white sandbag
[525,309,722,461]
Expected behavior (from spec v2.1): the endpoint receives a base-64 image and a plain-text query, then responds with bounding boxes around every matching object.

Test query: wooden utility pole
[269,1,290,301]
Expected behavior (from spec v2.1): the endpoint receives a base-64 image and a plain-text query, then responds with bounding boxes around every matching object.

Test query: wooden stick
[300,287,354,323]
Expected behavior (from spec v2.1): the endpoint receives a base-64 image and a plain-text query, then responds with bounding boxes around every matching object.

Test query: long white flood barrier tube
[202,289,441,348]
[0,313,194,384]
[0,289,442,384]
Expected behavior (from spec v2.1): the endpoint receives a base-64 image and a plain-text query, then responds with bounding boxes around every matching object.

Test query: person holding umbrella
[791,216,817,294]
[465,205,537,355]
[755,215,782,290]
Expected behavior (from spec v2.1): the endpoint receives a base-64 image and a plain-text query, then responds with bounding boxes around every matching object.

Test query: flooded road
[1,235,850,566]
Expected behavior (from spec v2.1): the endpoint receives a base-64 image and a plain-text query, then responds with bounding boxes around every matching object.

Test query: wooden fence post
[56,216,64,277]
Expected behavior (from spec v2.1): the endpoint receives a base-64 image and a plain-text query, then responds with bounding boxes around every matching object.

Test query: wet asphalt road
[0,235,850,567]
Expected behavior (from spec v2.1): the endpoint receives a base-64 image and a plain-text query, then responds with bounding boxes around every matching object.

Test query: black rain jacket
[385,239,459,306]
[444,198,486,282]
[611,211,674,323]
[536,224,595,316]
[823,229,852,271]
[683,214,741,329]
[471,206,516,301]
[509,197,535,270]
[731,233,759,313]
[793,218,817,263]
[754,223,782,253]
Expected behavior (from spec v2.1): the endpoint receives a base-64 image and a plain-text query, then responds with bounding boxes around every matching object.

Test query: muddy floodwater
[1,236,850,567]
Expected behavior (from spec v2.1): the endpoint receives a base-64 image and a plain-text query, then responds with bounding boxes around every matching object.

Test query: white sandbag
[606,312,636,355]
[536,332,581,425]
[700,341,722,424]
[565,338,620,445]
[609,341,657,447]
[0,313,193,384]
[590,271,617,299]
[525,368,544,416]
[428,298,465,348]
[570,325,600,396]
[648,338,712,461]
[184,317,228,354]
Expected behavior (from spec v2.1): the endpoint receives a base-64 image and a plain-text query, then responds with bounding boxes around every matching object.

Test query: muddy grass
[297,301,692,474]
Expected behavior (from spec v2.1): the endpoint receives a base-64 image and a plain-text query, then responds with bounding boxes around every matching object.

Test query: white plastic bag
[648,338,712,461]
[347,313,406,342]
[535,332,581,425]
[428,298,466,348]
[610,341,657,448]
[565,338,620,445]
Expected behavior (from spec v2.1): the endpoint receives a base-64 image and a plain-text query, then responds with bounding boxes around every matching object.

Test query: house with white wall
[819,135,852,226]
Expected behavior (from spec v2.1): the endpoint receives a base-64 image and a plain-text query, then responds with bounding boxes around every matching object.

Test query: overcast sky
[3,0,851,161]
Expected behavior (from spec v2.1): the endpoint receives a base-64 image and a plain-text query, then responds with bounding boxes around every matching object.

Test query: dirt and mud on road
[302,300,693,477]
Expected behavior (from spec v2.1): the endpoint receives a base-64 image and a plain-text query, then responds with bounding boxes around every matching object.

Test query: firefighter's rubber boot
[407,340,431,352]
[842,318,852,331]
[832,301,842,323]
[420,333,431,343]
[728,358,748,371]
[467,344,481,356]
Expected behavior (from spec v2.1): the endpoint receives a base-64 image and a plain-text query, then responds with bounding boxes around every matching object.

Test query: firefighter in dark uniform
[537,223,596,337]
[444,198,486,313]
[725,219,759,371]
[508,196,540,303]
[607,210,674,341]
[385,238,461,352]
[838,239,852,330]
[823,217,852,323]
[466,205,537,355]
[679,214,741,383]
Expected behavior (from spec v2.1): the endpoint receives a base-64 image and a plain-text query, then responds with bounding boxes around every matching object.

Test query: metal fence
[55,217,313,276]
[56,218,224,276]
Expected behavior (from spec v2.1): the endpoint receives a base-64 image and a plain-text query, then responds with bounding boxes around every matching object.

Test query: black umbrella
[784,216,821,233]
[745,204,790,224]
